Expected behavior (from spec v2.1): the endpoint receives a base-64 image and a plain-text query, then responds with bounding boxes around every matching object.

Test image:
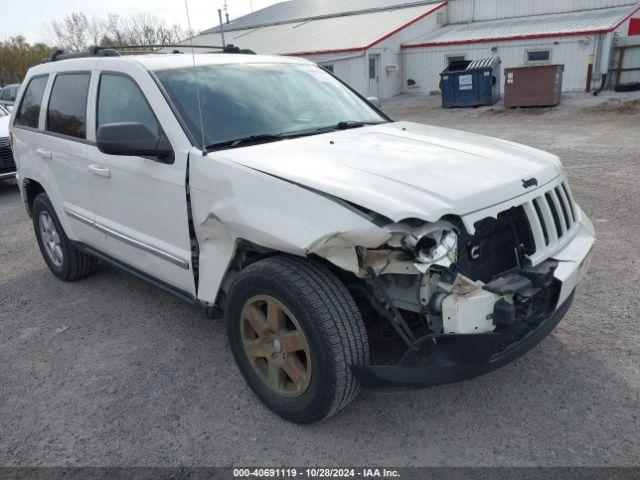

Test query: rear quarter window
[47,73,91,139]
[15,77,48,129]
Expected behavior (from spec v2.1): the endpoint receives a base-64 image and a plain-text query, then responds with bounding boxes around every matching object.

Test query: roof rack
[43,44,255,63]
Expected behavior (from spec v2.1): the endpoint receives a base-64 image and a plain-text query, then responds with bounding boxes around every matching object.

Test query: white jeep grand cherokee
[10,51,594,424]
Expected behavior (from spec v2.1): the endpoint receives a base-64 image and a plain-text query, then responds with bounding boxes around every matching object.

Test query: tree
[0,37,54,85]
[0,13,190,85]
[47,12,189,51]
[47,13,96,51]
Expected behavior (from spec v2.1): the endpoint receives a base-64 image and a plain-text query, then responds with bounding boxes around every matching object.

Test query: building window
[446,55,466,67]
[526,49,551,65]
[369,57,377,80]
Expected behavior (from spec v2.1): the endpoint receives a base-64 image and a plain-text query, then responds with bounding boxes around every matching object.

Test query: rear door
[42,69,101,245]
[85,65,195,295]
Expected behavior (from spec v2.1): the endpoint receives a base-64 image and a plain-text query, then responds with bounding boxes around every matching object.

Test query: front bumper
[352,213,595,389]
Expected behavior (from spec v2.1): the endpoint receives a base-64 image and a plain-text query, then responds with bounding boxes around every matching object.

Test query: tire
[32,193,98,281]
[226,255,369,424]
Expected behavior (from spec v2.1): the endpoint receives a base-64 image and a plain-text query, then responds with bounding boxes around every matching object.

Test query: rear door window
[47,73,91,139]
[15,77,48,128]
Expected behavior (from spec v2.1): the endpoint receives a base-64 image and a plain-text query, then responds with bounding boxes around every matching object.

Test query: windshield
[154,63,387,149]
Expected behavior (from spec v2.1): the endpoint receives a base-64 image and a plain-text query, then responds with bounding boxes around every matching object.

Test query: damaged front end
[311,189,593,389]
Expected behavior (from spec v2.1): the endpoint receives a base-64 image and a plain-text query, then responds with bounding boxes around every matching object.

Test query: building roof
[404,4,640,48]
[203,0,443,33]
[188,2,446,56]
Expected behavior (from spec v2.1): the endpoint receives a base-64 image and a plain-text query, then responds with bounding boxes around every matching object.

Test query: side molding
[64,208,190,270]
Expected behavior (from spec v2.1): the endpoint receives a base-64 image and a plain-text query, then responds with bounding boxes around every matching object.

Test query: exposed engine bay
[350,210,561,343]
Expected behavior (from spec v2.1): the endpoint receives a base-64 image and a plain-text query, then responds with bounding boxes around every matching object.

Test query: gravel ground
[0,91,639,467]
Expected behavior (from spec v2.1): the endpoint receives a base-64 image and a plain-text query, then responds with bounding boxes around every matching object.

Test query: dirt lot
[1,92,639,467]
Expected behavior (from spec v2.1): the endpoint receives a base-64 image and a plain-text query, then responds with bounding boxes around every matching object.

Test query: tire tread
[33,193,97,281]
[228,254,369,423]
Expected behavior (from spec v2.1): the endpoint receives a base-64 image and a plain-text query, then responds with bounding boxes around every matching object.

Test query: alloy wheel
[39,211,64,268]
[240,295,312,398]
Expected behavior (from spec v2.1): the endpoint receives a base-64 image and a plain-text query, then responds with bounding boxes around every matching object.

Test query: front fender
[189,152,390,303]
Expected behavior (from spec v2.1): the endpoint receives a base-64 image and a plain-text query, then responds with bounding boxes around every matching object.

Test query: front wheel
[226,255,369,424]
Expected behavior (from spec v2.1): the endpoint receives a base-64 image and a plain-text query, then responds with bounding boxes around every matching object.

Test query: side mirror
[96,122,173,160]
[367,96,382,109]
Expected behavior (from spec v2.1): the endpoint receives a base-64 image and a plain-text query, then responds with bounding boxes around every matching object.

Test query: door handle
[36,148,52,159]
[88,164,111,178]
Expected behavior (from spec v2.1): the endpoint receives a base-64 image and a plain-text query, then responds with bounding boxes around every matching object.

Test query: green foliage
[0,12,189,86]
[0,37,54,85]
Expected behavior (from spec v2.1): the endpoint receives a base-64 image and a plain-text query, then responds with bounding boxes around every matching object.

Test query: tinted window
[97,74,160,137]
[47,73,90,139]
[15,77,48,128]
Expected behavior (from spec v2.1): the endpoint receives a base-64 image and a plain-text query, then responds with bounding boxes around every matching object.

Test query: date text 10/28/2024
[233,468,401,478]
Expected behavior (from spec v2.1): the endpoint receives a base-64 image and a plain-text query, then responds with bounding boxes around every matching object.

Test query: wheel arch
[212,239,364,313]
[22,177,46,218]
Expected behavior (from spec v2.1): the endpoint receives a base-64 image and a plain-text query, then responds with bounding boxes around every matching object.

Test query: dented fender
[188,151,392,303]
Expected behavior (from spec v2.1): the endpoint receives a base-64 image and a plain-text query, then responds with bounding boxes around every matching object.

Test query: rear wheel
[32,193,97,281]
[226,255,369,424]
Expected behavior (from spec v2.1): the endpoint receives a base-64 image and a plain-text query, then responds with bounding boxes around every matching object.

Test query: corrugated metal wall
[304,53,369,95]
[448,0,638,24]
[402,35,599,94]
[302,4,444,98]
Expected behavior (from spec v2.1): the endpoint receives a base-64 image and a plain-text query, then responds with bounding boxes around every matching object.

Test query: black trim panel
[73,241,204,310]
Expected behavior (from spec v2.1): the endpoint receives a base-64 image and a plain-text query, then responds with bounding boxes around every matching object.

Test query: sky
[1,0,282,44]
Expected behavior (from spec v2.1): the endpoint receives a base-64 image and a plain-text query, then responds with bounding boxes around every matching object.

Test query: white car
[0,105,17,180]
[0,83,20,111]
[10,51,594,424]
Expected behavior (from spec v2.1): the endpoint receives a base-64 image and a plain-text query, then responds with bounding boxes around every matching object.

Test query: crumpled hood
[214,121,563,223]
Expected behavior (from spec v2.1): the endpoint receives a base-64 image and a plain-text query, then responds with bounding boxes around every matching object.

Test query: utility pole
[218,9,226,47]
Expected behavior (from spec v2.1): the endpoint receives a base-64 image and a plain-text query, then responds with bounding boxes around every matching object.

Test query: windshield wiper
[295,121,384,136]
[335,121,369,130]
[205,133,294,152]
[204,121,385,152]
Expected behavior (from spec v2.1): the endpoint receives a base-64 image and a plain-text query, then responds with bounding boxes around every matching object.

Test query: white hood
[214,121,563,223]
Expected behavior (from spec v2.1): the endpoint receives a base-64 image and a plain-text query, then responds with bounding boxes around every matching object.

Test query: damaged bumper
[352,214,595,389]
[352,292,574,388]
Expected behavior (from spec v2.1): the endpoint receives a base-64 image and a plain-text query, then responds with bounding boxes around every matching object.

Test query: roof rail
[42,44,255,63]
[44,46,120,63]
[110,44,255,54]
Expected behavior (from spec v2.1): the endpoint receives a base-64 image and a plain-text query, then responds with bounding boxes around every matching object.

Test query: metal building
[403,1,640,94]
[187,0,640,98]
[184,0,447,99]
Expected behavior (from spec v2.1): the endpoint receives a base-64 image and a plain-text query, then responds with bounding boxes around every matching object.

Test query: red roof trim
[612,4,640,30]
[403,4,640,50]
[283,1,447,57]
